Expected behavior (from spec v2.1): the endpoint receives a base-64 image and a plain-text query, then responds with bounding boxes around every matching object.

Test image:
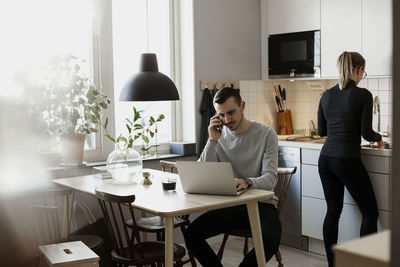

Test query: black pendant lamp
[119,53,179,101]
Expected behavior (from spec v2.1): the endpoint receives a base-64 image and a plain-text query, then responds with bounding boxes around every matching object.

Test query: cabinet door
[302,196,325,239]
[267,0,320,35]
[321,0,362,77]
[338,206,390,243]
[301,149,320,165]
[343,172,391,211]
[361,154,390,174]
[302,164,324,199]
[302,196,391,241]
[362,0,392,76]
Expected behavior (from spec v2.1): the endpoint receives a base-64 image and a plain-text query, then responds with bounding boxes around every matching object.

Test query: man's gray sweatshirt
[199,121,278,206]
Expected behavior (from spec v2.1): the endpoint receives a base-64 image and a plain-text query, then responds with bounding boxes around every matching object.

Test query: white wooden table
[54,168,274,267]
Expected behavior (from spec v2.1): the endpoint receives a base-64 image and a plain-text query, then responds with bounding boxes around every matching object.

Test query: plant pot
[60,133,86,166]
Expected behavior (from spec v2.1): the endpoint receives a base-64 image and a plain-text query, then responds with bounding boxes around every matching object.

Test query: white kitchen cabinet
[362,0,392,76]
[302,148,320,165]
[338,204,390,243]
[267,0,320,35]
[300,147,391,243]
[302,196,390,241]
[302,196,325,239]
[321,0,362,77]
[361,154,391,174]
[302,164,324,199]
[302,162,390,211]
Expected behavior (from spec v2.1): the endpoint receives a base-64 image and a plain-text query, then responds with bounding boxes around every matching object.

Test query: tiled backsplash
[240,77,393,137]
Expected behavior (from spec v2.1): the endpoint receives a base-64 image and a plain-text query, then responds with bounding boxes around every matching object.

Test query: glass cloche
[106,145,143,183]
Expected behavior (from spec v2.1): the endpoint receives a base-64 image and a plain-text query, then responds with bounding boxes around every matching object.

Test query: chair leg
[275,249,284,267]
[174,259,183,267]
[217,233,230,260]
[156,231,162,241]
[186,249,197,267]
[180,226,197,267]
[243,237,249,256]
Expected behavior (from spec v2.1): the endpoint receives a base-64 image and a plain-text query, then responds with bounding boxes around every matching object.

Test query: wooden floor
[182,235,328,267]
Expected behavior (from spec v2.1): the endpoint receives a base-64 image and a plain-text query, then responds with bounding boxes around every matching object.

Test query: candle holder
[153,122,160,157]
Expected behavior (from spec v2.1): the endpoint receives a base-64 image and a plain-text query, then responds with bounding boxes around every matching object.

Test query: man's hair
[213,87,242,106]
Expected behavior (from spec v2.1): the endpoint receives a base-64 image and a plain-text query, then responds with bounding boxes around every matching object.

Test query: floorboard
[182,235,329,267]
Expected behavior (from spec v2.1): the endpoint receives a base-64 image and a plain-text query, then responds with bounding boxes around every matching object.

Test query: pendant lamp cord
[146,0,149,52]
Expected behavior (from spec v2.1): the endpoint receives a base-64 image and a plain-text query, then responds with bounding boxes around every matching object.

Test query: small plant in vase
[103,107,165,183]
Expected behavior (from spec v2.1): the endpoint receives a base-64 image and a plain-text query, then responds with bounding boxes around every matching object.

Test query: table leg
[165,216,174,267]
[247,201,267,267]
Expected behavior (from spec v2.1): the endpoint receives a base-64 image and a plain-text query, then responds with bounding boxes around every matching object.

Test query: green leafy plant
[25,54,110,136]
[103,106,165,151]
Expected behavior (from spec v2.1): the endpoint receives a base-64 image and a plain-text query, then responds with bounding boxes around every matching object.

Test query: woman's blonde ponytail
[337,51,365,89]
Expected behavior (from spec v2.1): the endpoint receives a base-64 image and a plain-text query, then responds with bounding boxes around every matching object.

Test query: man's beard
[229,112,243,131]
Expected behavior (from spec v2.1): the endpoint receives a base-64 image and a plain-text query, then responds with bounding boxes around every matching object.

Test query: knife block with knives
[277,110,294,135]
[274,85,293,135]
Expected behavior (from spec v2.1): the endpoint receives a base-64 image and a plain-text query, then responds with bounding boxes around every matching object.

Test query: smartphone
[215,116,223,132]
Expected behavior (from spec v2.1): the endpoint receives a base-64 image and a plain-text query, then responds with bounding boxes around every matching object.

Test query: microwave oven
[268,30,320,78]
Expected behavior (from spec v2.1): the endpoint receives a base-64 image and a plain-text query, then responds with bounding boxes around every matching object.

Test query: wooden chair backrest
[95,189,139,259]
[275,166,297,216]
[160,160,177,173]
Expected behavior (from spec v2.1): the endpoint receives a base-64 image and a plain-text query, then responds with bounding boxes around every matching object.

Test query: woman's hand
[370,140,385,148]
[377,140,385,148]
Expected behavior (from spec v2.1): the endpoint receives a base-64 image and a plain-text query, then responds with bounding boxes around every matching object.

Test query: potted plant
[102,107,165,182]
[103,106,165,155]
[26,54,110,165]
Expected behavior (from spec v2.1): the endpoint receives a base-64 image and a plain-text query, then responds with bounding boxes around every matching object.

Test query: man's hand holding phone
[208,114,223,142]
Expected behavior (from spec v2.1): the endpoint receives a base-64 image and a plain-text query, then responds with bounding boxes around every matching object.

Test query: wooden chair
[95,188,186,266]
[125,160,197,266]
[216,166,297,267]
[29,188,103,251]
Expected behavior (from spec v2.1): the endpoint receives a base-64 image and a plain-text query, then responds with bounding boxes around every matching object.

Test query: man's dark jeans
[318,155,379,267]
[184,203,281,267]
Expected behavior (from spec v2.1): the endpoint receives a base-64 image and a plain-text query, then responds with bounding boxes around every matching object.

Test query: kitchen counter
[278,140,392,157]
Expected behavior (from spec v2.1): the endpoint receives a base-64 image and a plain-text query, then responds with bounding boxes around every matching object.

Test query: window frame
[85,0,182,162]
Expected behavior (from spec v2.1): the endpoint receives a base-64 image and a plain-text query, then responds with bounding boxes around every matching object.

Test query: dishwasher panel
[278,146,308,251]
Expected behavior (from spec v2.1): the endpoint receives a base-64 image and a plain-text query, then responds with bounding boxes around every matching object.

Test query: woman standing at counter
[317,51,384,267]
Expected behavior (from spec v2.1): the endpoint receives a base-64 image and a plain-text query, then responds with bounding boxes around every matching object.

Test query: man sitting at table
[184,87,281,266]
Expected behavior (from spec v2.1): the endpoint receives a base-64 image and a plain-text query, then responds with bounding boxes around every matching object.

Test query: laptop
[176,161,248,196]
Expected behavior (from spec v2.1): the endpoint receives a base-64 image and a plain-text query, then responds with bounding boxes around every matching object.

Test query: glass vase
[106,145,143,183]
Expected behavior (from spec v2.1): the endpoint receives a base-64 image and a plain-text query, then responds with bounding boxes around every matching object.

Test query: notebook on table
[176,161,248,196]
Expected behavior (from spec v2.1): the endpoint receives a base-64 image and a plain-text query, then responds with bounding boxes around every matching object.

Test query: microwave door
[268,30,319,77]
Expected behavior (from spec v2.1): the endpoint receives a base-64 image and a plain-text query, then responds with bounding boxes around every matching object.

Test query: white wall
[241,78,393,138]
[192,0,262,152]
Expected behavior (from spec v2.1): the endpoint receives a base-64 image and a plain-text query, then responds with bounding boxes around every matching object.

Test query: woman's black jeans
[318,155,379,267]
[183,203,281,267]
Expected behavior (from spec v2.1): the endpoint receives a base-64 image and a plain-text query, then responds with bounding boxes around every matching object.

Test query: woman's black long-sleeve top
[318,80,382,158]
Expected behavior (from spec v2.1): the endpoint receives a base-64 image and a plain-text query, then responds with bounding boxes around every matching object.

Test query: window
[112,0,173,147]
[1,0,182,161]
[0,0,98,152]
